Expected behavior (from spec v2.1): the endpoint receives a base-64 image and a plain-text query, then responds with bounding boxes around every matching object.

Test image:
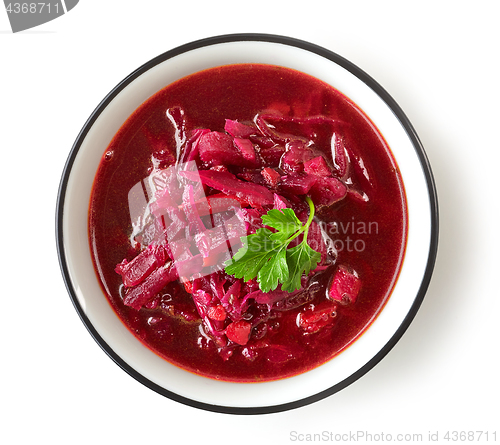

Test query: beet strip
[180,169,274,208]
[123,262,178,310]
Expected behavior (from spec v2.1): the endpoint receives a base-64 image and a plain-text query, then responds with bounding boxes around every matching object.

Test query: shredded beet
[180,128,210,164]
[261,167,281,188]
[304,156,332,177]
[180,169,274,208]
[279,172,318,195]
[280,141,315,173]
[198,131,247,167]
[123,262,178,310]
[114,107,366,359]
[224,119,255,138]
[115,245,167,287]
[233,137,258,166]
[308,176,347,207]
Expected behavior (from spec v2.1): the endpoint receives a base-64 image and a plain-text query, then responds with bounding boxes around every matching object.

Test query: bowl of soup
[56,34,438,414]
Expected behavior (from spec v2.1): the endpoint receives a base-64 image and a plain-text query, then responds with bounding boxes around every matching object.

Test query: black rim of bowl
[55,33,439,415]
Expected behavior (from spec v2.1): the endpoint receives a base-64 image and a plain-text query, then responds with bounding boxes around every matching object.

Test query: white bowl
[56,34,438,414]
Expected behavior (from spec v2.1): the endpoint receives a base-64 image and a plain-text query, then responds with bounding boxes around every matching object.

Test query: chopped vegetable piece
[185,193,248,216]
[234,137,258,165]
[259,145,285,166]
[308,176,347,207]
[198,131,246,167]
[304,156,332,177]
[182,184,211,258]
[261,167,281,188]
[297,301,338,333]
[328,266,361,304]
[225,320,252,345]
[246,287,296,306]
[207,305,227,321]
[183,280,193,293]
[180,128,210,164]
[224,119,255,138]
[279,172,317,195]
[173,254,204,278]
[280,141,315,173]
[273,193,291,210]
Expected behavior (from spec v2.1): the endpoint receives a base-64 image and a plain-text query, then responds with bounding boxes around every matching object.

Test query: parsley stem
[284,196,315,244]
[303,196,316,237]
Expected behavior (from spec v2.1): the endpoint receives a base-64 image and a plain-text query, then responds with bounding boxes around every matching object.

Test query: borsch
[88,64,407,382]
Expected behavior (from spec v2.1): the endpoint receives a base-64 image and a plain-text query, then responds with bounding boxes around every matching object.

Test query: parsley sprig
[224,197,321,292]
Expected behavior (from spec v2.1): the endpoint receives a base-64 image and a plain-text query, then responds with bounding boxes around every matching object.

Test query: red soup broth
[88,64,407,382]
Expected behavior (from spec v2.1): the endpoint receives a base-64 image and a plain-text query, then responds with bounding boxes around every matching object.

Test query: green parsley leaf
[282,242,321,292]
[225,228,278,283]
[224,197,321,293]
[262,208,302,242]
[257,243,289,292]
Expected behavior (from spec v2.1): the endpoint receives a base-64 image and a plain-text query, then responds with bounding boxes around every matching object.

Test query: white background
[1,1,498,444]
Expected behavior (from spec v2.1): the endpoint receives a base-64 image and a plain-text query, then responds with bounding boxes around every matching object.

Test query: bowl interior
[58,36,436,412]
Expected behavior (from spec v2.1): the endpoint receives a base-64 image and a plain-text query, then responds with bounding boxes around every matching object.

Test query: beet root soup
[88,64,407,382]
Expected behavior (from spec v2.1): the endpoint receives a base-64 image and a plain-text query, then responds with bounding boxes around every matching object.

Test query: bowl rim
[56,33,439,415]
